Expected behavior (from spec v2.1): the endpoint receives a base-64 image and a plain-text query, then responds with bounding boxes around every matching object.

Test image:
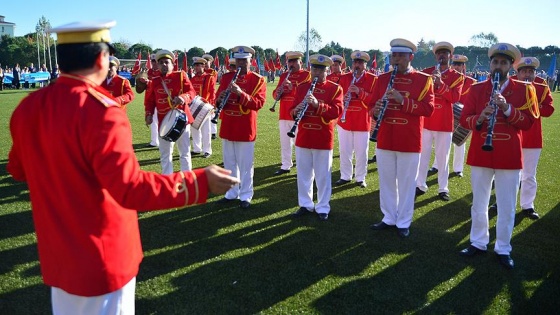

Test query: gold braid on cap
[516,84,540,119]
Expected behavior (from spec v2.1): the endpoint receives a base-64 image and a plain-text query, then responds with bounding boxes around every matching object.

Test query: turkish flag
[131,52,141,75]
[370,54,377,72]
[173,51,179,70]
[146,51,152,70]
[274,49,281,70]
[225,53,229,68]
[214,52,220,69]
[182,50,188,71]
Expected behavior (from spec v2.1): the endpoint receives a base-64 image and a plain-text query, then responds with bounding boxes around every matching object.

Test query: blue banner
[547,53,556,77]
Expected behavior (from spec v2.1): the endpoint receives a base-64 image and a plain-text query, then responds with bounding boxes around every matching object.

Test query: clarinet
[369,65,398,142]
[480,72,501,151]
[287,77,319,138]
[340,69,362,123]
[269,69,292,112]
[211,67,241,124]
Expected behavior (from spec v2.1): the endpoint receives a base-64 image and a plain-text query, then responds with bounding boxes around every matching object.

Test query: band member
[190,57,216,158]
[7,20,239,313]
[101,56,134,111]
[202,53,219,139]
[327,55,344,84]
[145,49,197,174]
[335,51,377,188]
[369,38,435,238]
[459,43,538,269]
[511,57,554,219]
[228,57,237,72]
[215,46,266,209]
[291,54,344,220]
[136,53,160,147]
[416,42,463,201]
[271,51,311,176]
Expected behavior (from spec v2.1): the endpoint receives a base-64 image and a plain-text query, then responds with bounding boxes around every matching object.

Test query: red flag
[251,56,258,70]
[173,51,179,69]
[146,51,152,71]
[341,55,347,72]
[263,55,270,72]
[274,49,281,70]
[214,52,220,69]
[225,53,230,68]
[131,52,141,75]
[268,57,275,72]
[371,54,377,71]
[182,50,188,71]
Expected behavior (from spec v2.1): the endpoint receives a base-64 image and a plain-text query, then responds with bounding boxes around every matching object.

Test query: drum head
[159,111,176,137]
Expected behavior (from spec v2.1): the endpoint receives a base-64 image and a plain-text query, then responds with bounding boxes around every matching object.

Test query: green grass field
[1,83,559,314]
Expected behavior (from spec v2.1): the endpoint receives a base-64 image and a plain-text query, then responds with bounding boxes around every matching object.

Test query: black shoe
[216,197,235,204]
[211,134,217,140]
[497,254,514,269]
[145,143,158,148]
[334,179,351,186]
[318,213,329,221]
[454,171,463,177]
[459,245,487,257]
[397,228,410,238]
[368,155,377,164]
[415,187,426,196]
[522,208,540,220]
[356,181,367,188]
[273,169,290,176]
[292,207,312,217]
[370,221,395,230]
[191,151,202,155]
[438,192,450,201]
[489,203,498,211]
[240,200,251,209]
[203,152,211,158]
[428,167,438,174]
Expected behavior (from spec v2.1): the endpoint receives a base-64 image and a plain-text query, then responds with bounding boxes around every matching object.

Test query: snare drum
[159,109,187,142]
[452,102,471,146]
[189,96,214,130]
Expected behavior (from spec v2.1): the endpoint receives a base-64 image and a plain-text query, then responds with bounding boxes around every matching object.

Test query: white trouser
[150,114,159,147]
[470,166,521,255]
[211,120,217,135]
[191,116,212,154]
[279,119,296,170]
[337,126,369,182]
[452,142,466,173]
[376,149,420,228]
[296,146,333,214]
[223,140,255,202]
[417,129,452,193]
[520,148,541,209]
[158,125,191,175]
[52,277,136,315]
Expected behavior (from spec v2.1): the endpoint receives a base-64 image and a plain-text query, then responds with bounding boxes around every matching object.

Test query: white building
[0,15,16,38]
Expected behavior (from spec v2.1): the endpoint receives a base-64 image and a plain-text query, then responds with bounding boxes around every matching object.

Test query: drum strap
[160,79,173,108]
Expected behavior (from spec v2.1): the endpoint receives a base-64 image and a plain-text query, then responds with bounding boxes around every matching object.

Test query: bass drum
[189,96,214,130]
[452,102,472,146]
[159,109,187,142]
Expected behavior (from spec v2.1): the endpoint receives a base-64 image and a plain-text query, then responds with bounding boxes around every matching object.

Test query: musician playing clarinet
[271,51,310,176]
[214,46,266,209]
[290,54,343,221]
[327,55,345,84]
[459,43,538,270]
[335,51,377,188]
[369,38,434,238]
[145,49,196,175]
[416,42,464,201]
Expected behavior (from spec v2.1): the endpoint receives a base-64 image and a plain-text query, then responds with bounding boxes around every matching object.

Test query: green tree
[296,28,322,53]
[469,32,498,48]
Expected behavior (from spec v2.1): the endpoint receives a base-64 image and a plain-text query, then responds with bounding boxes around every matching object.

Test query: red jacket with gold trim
[145,70,196,124]
[422,66,463,132]
[272,69,311,120]
[101,75,134,110]
[338,71,377,131]
[521,81,554,148]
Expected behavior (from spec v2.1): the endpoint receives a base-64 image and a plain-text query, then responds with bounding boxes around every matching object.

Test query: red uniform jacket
[521,82,554,148]
[338,71,377,131]
[272,69,311,120]
[327,72,343,84]
[145,71,196,125]
[422,66,464,132]
[216,70,266,142]
[291,79,344,150]
[460,76,477,103]
[460,77,537,169]
[370,69,435,152]
[101,75,134,110]
[190,71,216,105]
[7,74,209,296]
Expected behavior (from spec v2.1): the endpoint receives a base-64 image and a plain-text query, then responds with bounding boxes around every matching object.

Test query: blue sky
[2,0,558,54]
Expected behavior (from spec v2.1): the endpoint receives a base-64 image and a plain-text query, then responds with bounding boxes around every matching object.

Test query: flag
[264,54,270,72]
[251,55,258,70]
[384,54,390,72]
[268,56,275,72]
[341,55,347,71]
[214,52,220,70]
[547,52,557,78]
[146,51,152,71]
[372,54,377,70]
[274,49,281,70]
[173,51,179,69]
[182,50,188,71]
[225,52,230,68]
[256,53,262,73]
[131,51,141,75]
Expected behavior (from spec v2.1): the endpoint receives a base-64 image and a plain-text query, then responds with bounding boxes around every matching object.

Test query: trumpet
[340,69,364,123]
[287,77,319,138]
[211,67,241,124]
[269,69,292,112]
[479,72,501,151]
[370,65,398,142]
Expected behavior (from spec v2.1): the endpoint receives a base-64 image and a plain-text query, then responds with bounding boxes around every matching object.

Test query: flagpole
[306,0,309,69]
[36,32,41,69]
